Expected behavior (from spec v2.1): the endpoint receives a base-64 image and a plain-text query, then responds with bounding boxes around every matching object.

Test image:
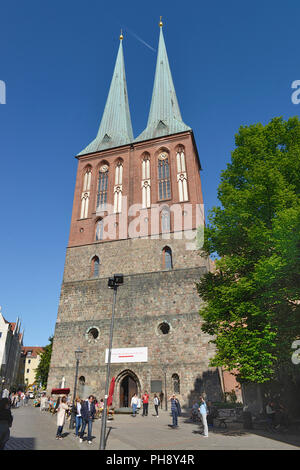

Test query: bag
[157,399,160,406]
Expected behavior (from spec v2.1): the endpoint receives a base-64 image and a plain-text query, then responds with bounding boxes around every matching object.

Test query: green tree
[197,117,300,384]
[35,336,53,388]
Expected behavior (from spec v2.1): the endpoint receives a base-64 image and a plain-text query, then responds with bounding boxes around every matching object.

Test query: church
[47,20,226,408]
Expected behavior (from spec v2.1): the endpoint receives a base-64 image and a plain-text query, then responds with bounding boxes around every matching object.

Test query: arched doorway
[117,370,140,408]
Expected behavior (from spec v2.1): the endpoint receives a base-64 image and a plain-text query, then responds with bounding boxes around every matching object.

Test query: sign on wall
[105,347,148,364]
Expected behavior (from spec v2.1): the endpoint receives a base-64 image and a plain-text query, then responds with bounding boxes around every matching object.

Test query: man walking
[199,396,208,437]
[141,391,149,416]
[79,395,96,444]
[169,394,180,428]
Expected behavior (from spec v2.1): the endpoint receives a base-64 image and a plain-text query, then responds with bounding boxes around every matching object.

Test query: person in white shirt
[131,394,139,417]
[198,396,208,437]
[154,394,159,417]
[75,397,82,437]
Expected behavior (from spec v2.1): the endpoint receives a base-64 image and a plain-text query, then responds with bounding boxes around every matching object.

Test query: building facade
[47,23,224,407]
[19,346,44,390]
[0,308,23,391]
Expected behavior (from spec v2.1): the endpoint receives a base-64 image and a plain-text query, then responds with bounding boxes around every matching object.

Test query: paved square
[4,403,300,450]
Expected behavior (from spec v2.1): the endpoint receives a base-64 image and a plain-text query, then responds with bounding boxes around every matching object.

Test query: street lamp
[99,274,124,450]
[162,365,168,411]
[69,347,83,430]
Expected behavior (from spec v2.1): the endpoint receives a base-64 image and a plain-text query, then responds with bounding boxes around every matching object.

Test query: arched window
[80,167,92,219]
[161,206,170,233]
[95,219,104,241]
[91,256,100,277]
[97,164,109,210]
[172,374,180,394]
[158,152,171,200]
[114,161,123,213]
[162,246,173,270]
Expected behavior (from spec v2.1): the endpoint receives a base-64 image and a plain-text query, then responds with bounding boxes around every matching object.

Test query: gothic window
[91,256,100,277]
[172,374,180,394]
[142,154,151,208]
[161,206,170,233]
[158,152,171,200]
[162,246,173,270]
[176,147,188,202]
[114,161,123,213]
[80,167,92,219]
[95,219,104,241]
[97,165,109,210]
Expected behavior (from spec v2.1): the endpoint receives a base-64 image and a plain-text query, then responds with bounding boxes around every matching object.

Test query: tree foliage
[197,117,300,384]
[35,336,53,389]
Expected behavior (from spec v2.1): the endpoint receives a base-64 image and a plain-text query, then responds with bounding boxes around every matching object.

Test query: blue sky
[0,0,299,346]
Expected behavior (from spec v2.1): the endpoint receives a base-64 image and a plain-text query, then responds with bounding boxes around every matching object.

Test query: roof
[22,346,44,358]
[135,26,191,143]
[77,38,133,156]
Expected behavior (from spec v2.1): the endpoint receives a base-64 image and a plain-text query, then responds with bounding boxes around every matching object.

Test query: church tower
[47,22,223,407]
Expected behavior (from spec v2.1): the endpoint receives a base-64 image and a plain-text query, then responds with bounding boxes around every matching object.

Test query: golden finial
[120,29,123,40]
[159,16,163,27]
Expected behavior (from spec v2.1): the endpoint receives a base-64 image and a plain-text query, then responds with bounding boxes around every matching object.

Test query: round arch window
[85,326,100,343]
[158,322,170,335]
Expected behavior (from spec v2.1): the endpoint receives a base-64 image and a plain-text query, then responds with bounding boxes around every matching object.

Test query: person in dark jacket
[0,398,13,450]
[169,394,181,428]
[79,396,96,444]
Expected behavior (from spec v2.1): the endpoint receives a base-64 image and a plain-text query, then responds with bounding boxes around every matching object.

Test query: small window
[162,246,173,270]
[172,374,180,394]
[26,369,30,374]
[158,322,170,335]
[91,256,100,277]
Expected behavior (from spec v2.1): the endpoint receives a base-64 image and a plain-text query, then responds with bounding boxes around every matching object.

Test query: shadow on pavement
[4,437,35,450]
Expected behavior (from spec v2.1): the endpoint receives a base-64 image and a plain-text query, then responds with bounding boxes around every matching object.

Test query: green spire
[78,35,133,156]
[135,24,191,143]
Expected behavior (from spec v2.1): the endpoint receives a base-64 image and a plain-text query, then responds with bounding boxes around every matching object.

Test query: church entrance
[119,371,139,407]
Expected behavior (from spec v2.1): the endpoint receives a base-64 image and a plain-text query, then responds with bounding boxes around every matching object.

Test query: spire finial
[159,16,163,27]
[120,29,123,41]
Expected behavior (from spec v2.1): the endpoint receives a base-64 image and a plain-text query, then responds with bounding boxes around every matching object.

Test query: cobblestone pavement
[4,403,300,450]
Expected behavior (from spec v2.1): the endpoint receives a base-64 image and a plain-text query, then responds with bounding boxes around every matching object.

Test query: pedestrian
[55,396,69,440]
[75,397,83,437]
[131,393,139,417]
[0,398,13,450]
[159,391,164,409]
[198,396,208,437]
[154,394,159,417]
[24,392,29,406]
[141,391,149,416]
[169,394,180,428]
[79,395,96,444]
[40,393,48,412]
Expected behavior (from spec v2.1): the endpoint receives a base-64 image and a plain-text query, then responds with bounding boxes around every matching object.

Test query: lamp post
[99,274,123,450]
[69,347,83,430]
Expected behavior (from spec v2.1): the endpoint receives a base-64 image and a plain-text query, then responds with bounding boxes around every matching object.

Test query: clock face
[159,152,168,160]
[100,164,108,173]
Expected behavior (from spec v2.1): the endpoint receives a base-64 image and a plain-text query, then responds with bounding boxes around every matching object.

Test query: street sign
[105,347,148,363]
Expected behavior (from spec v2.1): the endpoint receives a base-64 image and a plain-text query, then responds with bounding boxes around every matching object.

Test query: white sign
[105,347,148,364]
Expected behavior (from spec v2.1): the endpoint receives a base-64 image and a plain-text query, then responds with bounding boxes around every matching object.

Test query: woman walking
[55,396,69,440]
[154,394,159,417]
[131,393,139,417]
[75,397,83,437]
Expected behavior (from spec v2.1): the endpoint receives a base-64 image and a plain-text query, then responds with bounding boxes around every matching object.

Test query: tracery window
[158,152,171,200]
[97,164,109,210]
[91,256,100,277]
